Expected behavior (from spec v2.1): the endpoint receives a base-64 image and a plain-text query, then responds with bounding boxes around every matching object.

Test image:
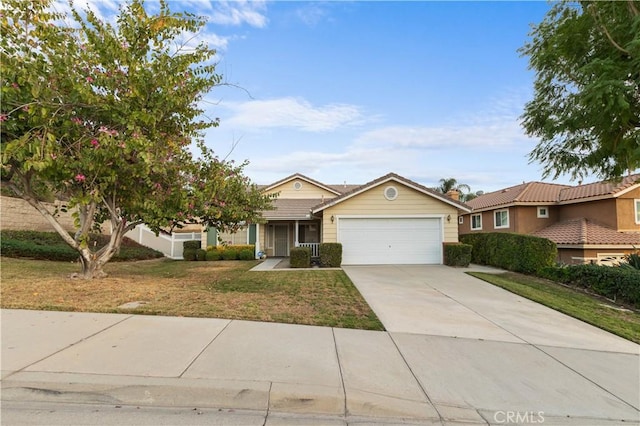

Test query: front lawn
[469,271,640,344]
[0,257,384,331]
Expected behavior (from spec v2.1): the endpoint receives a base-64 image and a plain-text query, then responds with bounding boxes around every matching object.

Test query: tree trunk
[78,256,108,279]
[75,219,131,279]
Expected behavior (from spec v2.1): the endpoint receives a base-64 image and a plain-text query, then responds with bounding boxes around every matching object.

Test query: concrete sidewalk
[1,265,639,425]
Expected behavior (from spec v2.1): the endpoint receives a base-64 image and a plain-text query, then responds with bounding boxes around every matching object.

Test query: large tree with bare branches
[520,1,640,180]
[1,0,272,278]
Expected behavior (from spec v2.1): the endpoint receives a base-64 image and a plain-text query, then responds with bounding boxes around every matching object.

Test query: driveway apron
[343,265,640,423]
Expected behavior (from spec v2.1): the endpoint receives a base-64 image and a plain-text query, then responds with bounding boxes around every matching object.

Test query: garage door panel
[339,218,442,265]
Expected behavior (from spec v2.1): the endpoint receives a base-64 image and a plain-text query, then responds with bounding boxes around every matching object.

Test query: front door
[274,225,289,257]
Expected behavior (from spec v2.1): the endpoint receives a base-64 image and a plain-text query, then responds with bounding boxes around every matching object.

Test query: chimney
[446,189,459,201]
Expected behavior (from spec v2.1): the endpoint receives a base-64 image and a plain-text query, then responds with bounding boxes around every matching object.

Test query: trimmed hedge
[206,245,255,261]
[183,248,197,261]
[290,247,311,268]
[1,230,164,262]
[238,249,254,260]
[540,264,640,308]
[443,243,472,267]
[319,243,342,267]
[195,249,207,261]
[460,233,556,274]
[183,240,201,250]
[221,249,238,260]
[206,249,222,261]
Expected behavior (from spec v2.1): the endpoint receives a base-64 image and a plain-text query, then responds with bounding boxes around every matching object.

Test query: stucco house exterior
[211,172,470,265]
[458,174,640,265]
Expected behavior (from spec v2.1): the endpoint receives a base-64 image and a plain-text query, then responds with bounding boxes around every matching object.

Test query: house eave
[556,244,638,249]
[313,175,471,214]
[262,173,342,196]
[262,215,315,221]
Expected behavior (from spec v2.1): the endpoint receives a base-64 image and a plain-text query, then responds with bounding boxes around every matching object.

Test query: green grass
[468,271,640,344]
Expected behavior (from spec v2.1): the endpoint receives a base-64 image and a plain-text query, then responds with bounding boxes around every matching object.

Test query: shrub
[221,249,238,260]
[623,251,640,270]
[460,233,556,274]
[0,239,79,261]
[0,230,163,261]
[443,243,472,267]
[290,247,311,268]
[195,249,207,261]
[319,243,342,267]
[183,248,197,261]
[238,249,254,260]
[183,240,201,250]
[205,249,222,261]
[540,264,640,308]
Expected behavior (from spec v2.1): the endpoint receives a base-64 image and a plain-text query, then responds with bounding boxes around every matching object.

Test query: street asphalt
[1,264,638,425]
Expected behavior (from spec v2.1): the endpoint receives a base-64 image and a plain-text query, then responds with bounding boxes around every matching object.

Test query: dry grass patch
[1,257,383,330]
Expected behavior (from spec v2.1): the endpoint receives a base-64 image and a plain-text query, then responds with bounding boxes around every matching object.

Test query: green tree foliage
[1,0,273,278]
[520,1,640,180]
[434,177,478,202]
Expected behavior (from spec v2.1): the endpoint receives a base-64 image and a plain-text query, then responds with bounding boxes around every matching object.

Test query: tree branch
[8,169,79,251]
[628,1,639,16]
[588,4,630,56]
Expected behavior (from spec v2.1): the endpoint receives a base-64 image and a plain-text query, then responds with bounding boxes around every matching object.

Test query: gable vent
[384,186,398,201]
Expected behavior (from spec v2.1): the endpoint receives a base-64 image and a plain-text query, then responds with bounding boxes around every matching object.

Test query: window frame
[494,209,509,229]
[635,199,640,224]
[471,213,482,230]
[537,206,549,218]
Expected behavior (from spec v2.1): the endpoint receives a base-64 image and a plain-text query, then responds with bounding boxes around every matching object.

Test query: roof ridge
[514,182,535,202]
[579,217,588,245]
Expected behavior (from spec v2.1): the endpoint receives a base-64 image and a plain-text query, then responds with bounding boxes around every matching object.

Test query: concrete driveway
[343,265,640,423]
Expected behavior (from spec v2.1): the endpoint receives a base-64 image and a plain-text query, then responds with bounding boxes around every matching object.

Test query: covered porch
[255,198,325,258]
[260,220,321,258]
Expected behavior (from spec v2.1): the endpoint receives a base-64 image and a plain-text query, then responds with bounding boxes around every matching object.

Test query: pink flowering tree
[1,0,272,278]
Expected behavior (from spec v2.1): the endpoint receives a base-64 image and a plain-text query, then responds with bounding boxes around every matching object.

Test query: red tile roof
[467,174,640,211]
[559,174,640,203]
[466,182,571,211]
[533,218,640,245]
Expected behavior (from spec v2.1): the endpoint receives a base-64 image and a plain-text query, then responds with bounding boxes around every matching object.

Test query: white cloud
[236,92,542,190]
[206,0,268,28]
[223,97,367,132]
[295,3,331,27]
[355,119,527,150]
[176,30,231,52]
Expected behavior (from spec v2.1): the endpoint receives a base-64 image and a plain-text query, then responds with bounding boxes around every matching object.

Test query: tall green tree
[1,0,272,278]
[520,1,640,180]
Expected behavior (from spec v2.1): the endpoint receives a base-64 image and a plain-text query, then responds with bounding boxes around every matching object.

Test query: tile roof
[533,218,640,246]
[466,173,640,211]
[559,174,640,203]
[466,182,571,211]
[261,198,321,220]
[312,172,470,213]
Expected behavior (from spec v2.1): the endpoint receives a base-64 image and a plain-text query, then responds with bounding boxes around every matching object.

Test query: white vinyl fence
[126,224,201,259]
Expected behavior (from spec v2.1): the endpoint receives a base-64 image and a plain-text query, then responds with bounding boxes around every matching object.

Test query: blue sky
[55,1,578,193]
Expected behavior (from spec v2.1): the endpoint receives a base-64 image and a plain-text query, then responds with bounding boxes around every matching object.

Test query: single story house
[458,174,640,265]
[211,172,471,265]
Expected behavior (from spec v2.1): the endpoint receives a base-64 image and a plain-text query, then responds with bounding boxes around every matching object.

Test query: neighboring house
[458,174,640,265]
[213,172,470,265]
